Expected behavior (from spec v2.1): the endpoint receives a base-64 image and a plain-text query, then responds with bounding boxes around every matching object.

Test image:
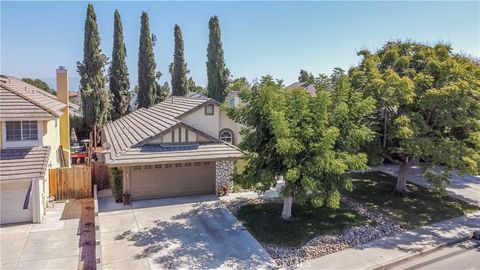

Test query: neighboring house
[0,67,71,224]
[225,91,241,107]
[287,81,317,96]
[102,96,243,200]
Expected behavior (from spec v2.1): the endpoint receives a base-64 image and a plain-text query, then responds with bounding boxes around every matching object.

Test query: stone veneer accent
[215,160,234,190]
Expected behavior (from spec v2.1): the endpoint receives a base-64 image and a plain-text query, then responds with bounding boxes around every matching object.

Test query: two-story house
[101,96,243,200]
[0,67,71,224]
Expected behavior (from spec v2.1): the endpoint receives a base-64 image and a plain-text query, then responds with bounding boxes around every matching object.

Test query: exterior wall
[179,105,220,138]
[219,110,242,145]
[43,119,62,169]
[215,160,234,190]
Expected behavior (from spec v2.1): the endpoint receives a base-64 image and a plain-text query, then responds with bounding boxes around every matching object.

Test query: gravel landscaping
[224,197,405,267]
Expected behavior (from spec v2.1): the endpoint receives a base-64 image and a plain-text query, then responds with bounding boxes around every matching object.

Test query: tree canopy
[170,25,188,96]
[207,16,230,102]
[76,3,109,146]
[137,11,157,109]
[350,41,480,194]
[298,69,315,84]
[109,9,131,121]
[227,75,375,219]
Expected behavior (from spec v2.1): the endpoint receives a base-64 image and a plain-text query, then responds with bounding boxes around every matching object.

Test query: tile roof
[108,143,243,166]
[0,75,66,119]
[102,96,242,166]
[0,146,51,181]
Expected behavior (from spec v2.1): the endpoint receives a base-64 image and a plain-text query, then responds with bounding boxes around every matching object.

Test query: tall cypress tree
[137,11,157,109]
[109,10,131,120]
[77,3,109,147]
[170,25,188,96]
[207,16,230,102]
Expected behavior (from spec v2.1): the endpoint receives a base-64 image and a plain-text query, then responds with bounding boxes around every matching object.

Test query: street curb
[371,235,471,270]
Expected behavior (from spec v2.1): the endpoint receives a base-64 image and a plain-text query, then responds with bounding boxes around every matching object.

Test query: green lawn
[346,171,479,229]
[236,201,372,247]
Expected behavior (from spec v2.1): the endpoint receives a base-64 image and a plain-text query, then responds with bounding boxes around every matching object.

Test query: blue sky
[1,1,479,90]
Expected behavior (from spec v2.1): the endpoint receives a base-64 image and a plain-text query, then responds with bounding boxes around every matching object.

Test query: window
[175,163,182,167]
[144,165,152,169]
[133,166,142,170]
[165,164,172,168]
[6,121,38,141]
[203,161,210,166]
[194,162,201,167]
[205,105,214,115]
[219,129,234,144]
[185,163,192,167]
[155,164,162,169]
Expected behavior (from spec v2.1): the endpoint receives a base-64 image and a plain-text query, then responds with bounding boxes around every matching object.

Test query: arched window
[219,129,234,144]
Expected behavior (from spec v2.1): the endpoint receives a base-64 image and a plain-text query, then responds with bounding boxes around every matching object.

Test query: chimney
[56,66,71,167]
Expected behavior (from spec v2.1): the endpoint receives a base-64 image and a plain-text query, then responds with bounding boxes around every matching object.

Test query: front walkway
[373,164,480,206]
[97,192,275,269]
[297,211,480,269]
[0,200,83,270]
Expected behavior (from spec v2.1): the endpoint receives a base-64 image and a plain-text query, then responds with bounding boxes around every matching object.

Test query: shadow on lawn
[113,201,274,269]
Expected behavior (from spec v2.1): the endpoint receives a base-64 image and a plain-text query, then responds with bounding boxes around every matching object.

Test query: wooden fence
[49,166,92,199]
[91,161,110,190]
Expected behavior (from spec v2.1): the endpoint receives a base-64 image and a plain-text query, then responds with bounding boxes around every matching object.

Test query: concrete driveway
[98,193,275,269]
[0,200,82,270]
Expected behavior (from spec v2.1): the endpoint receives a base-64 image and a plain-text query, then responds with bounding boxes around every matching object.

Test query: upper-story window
[219,129,234,144]
[6,121,38,141]
[205,105,214,115]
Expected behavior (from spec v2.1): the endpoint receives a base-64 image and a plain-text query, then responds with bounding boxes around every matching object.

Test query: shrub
[108,167,123,202]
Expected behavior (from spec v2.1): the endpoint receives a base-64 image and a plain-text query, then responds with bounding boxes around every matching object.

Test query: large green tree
[350,41,480,194]
[207,16,230,102]
[227,76,374,219]
[109,10,131,120]
[137,12,157,108]
[22,78,56,95]
[170,25,188,96]
[77,4,109,147]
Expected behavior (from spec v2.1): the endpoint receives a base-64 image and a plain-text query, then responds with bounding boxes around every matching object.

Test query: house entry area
[128,161,216,200]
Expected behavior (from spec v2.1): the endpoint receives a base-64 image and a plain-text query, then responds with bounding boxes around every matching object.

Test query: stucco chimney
[56,66,71,167]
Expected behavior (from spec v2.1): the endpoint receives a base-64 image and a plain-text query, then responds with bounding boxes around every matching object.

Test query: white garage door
[0,180,33,224]
[130,161,216,200]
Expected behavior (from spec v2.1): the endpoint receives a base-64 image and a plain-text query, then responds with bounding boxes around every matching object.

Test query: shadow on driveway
[99,195,275,269]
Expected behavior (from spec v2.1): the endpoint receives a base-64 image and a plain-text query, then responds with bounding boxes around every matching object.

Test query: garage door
[0,180,33,224]
[130,161,216,200]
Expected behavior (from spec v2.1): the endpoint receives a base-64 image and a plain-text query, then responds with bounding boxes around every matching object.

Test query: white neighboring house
[0,69,70,224]
[102,96,244,200]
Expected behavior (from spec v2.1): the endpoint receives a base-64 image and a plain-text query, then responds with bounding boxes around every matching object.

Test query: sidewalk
[372,164,480,206]
[297,211,480,270]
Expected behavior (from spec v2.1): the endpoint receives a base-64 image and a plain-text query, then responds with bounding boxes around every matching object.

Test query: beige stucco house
[102,96,243,200]
[0,68,70,224]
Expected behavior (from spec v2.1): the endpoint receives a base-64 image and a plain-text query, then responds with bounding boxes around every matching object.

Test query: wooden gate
[49,166,92,199]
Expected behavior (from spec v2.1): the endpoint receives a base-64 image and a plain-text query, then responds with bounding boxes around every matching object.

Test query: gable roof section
[103,96,242,166]
[0,75,66,119]
[0,146,51,181]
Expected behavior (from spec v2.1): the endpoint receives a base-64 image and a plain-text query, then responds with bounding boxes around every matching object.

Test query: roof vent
[59,65,66,70]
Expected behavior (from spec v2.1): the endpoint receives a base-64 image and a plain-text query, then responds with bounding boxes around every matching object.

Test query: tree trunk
[281,196,293,220]
[395,163,410,195]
